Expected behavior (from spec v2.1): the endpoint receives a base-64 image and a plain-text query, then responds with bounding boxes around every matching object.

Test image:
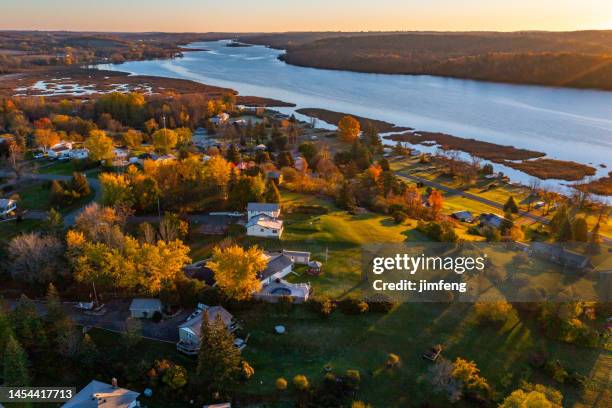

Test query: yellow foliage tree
[85,130,114,162]
[34,128,60,150]
[207,245,267,300]
[99,173,133,206]
[337,115,361,143]
[152,128,178,154]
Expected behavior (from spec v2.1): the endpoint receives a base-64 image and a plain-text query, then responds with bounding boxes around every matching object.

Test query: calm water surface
[98,40,612,188]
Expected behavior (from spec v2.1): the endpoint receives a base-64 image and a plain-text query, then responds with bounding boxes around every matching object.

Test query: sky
[2,0,612,32]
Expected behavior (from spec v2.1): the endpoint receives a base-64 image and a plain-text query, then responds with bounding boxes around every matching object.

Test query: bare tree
[8,233,67,284]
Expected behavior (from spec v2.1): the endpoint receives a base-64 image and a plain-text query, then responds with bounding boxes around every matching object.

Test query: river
[97,40,612,191]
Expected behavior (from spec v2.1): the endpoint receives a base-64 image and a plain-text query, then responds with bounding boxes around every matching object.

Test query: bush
[345,369,361,390]
[293,374,309,391]
[151,311,162,323]
[365,293,397,313]
[392,210,408,224]
[386,353,401,368]
[197,285,225,306]
[338,298,369,314]
[307,297,336,318]
[275,377,288,391]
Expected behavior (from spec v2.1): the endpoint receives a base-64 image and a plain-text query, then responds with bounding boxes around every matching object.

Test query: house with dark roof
[259,253,294,284]
[530,242,591,270]
[451,211,474,223]
[479,213,508,229]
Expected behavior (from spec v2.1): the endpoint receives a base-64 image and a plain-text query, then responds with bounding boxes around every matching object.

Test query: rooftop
[247,202,280,212]
[62,380,139,408]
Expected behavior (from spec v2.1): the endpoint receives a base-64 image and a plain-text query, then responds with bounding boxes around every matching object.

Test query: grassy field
[244,191,428,297]
[238,302,608,407]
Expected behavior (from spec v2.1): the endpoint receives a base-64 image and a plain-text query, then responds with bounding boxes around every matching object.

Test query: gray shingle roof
[247,202,280,212]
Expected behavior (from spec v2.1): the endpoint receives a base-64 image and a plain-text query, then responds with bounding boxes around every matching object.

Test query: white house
[47,141,73,159]
[211,112,230,125]
[0,199,17,218]
[294,156,307,172]
[246,214,283,238]
[177,305,236,355]
[282,250,311,265]
[69,149,89,160]
[129,298,162,318]
[62,379,139,408]
[259,252,294,284]
[247,202,281,219]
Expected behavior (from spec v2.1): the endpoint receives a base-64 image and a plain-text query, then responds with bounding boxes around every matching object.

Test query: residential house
[129,298,162,319]
[530,242,591,270]
[479,213,508,229]
[451,211,474,223]
[246,214,284,238]
[282,250,311,265]
[176,305,237,355]
[247,202,281,219]
[259,252,294,284]
[69,149,89,160]
[254,144,267,151]
[47,141,73,159]
[294,156,307,172]
[266,170,283,185]
[62,379,139,408]
[211,113,230,126]
[0,199,17,218]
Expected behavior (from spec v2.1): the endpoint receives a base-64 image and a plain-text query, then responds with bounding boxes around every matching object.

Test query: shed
[129,298,162,318]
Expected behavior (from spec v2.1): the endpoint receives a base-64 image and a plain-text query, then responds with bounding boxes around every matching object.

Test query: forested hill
[238,31,612,90]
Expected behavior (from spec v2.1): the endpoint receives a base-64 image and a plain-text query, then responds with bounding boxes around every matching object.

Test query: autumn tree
[451,358,491,397]
[100,173,133,207]
[338,115,361,143]
[122,129,143,149]
[8,232,67,285]
[34,128,60,151]
[152,128,178,154]
[474,301,514,324]
[84,129,114,163]
[207,245,267,300]
[264,179,281,203]
[428,189,444,218]
[499,383,562,408]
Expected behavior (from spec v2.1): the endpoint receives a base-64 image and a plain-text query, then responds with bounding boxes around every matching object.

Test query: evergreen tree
[70,172,91,196]
[336,182,357,211]
[503,196,519,214]
[587,222,602,254]
[197,312,242,397]
[79,333,99,370]
[44,208,64,235]
[557,217,574,242]
[364,121,382,152]
[550,205,568,233]
[45,283,65,329]
[3,335,30,386]
[10,295,47,353]
[225,144,240,164]
[264,180,281,203]
[572,218,588,242]
[0,299,14,366]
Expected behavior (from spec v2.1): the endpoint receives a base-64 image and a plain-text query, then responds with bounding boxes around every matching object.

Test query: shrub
[241,361,255,380]
[151,311,162,323]
[307,297,336,318]
[293,374,309,391]
[392,210,408,224]
[345,369,361,389]
[338,298,369,314]
[386,353,401,368]
[276,377,288,391]
[365,293,397,313]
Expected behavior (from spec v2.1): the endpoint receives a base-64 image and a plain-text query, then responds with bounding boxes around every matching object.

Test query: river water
[98,40,612,190]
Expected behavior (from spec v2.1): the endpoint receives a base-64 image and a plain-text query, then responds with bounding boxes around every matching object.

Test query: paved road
[397,171,550,225]
[0,170,101,226]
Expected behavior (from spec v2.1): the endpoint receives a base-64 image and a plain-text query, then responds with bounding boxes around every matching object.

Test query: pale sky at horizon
[2,0,612,32]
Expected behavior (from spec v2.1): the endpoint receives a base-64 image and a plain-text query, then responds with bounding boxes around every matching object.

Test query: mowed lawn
[236,192,608,407]
[238,301,607,407]
[245,191,429,297]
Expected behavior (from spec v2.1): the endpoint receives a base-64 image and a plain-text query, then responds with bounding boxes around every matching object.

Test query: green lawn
[15,182,52,211]
[244,191,428,297]
[238,302,607,407]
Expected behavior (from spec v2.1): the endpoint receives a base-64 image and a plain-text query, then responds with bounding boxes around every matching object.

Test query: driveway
[7,298,192,343]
